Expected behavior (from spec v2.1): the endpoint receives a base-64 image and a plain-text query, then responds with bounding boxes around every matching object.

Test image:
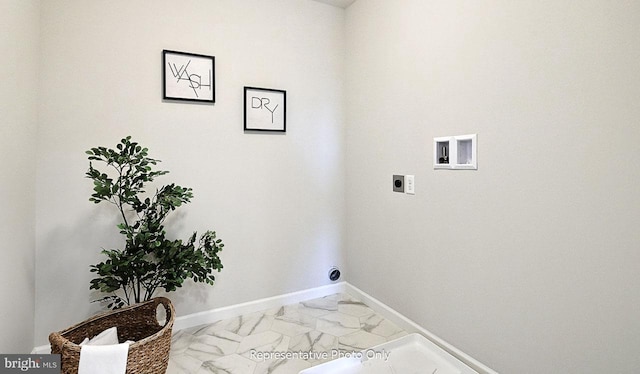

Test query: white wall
[34,0,345,346]
[345,1,640,373]
[0,0,39,353]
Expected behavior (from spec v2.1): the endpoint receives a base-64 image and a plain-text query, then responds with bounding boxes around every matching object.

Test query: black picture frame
[244,87,287,132]
[163,50,215,103]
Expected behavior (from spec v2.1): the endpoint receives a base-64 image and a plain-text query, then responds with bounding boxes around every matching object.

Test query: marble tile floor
[168,293,408,374]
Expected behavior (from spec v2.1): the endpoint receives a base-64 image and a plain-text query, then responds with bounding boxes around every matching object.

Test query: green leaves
[85,136,168,209]
[86,136,225,309]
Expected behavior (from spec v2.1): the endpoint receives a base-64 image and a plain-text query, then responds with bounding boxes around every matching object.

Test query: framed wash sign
[244,87,286,132]
[163,50,215,103]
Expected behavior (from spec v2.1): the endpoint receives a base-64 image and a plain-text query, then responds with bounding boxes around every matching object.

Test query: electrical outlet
[393,175,404,193]
[405,175,415,194]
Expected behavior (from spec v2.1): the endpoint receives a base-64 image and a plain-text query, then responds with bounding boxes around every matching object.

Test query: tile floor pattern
[168,293,407,374]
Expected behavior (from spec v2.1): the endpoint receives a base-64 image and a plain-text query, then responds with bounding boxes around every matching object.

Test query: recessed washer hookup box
[299,333,478,374]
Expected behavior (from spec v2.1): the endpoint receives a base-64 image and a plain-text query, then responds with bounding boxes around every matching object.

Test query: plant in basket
[85,136,224,309]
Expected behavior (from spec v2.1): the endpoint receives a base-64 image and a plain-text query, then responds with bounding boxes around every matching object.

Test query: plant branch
[86,136,225,309]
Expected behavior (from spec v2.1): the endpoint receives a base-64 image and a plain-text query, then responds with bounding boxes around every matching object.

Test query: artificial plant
[86,136,224,309]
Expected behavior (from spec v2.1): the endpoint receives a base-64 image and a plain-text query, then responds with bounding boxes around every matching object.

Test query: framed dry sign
[244,87,286,132]
[163,50,215,103]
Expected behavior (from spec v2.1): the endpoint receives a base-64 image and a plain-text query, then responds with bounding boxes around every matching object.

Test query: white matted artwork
[244,87,286,132]
[163,50,215,103]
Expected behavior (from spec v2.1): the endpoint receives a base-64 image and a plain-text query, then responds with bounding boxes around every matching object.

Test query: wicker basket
[49,297,175,374]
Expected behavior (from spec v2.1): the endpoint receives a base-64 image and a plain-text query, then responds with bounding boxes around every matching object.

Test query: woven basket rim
[49,297,175,349]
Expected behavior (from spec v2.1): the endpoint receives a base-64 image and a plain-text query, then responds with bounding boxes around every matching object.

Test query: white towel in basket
[78,342,130,374]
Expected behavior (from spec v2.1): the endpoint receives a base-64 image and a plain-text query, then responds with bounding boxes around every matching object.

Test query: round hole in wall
[328,267,341,282]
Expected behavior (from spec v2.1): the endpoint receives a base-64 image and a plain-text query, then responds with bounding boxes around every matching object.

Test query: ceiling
[311,0,357,9]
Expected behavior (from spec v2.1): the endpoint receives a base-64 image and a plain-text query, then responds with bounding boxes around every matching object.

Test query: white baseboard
[31,345,50,354]
[173,282,347,332]
[344,283,498,374]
